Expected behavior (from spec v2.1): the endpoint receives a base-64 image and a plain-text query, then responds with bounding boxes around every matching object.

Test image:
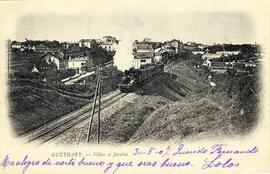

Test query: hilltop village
[10,37,260,82]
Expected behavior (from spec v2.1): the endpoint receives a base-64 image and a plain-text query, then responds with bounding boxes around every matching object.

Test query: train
[118,63,164,92]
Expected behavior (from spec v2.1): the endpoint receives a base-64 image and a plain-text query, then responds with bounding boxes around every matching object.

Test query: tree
[86,43,114,66]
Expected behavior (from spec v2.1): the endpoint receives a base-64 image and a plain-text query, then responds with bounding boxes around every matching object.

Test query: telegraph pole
[97,77,102,144]
[86,65,103,143]
[86,75,100,143]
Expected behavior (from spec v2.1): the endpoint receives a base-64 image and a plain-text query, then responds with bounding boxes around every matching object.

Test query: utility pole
[86,65,102,143]
[97,77,102,144]
[86,75,100,143]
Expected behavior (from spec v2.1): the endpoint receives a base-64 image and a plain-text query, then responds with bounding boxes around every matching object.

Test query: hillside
[129,70,259,143]
[9,65,123,136]
[50,60,260,145]
[9,80,89,136]
[9,50,42,73]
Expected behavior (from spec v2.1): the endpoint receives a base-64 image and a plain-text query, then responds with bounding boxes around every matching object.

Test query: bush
[14,72,42,80]
[43,69,76,82]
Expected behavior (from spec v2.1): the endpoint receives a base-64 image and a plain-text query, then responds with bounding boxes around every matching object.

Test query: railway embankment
[129,63,260,143]
[9,66,122,136]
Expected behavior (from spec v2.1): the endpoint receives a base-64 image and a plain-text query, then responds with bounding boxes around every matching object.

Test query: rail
[21,90,127,144]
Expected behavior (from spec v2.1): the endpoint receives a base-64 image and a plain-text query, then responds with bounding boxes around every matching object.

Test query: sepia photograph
[8,12,261,145]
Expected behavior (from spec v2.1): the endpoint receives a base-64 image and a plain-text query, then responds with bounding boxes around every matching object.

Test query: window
[141,59,146,63]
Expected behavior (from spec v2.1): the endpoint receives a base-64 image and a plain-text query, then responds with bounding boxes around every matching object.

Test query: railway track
[21,63,190,145]
[21,90,128,144]
[164,63,193,93]
[175,81,192,93]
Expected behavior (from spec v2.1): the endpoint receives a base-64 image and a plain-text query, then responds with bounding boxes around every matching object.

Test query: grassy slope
[129,97,225,143]
[129,62,259,143]
[9,66,123,136]
[9,82,89,136]
[10,50,42,73]
[168,62,207,91]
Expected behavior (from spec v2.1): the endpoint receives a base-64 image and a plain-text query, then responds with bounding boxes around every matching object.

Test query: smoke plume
[113,39,134,71]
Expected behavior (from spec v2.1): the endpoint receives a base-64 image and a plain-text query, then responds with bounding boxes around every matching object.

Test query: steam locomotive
[118,63,164,92]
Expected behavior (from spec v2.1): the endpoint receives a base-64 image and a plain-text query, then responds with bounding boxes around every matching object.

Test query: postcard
[0,0,269,173]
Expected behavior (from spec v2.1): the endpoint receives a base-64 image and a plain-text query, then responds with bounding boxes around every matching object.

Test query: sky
[15,11,256,45]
